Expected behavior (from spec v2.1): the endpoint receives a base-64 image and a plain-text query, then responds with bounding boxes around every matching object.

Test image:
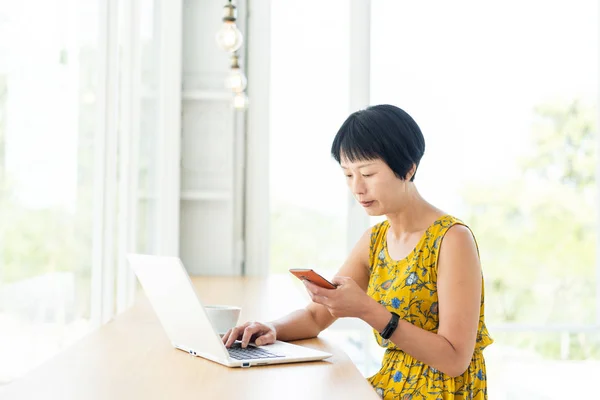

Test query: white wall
[179,0,247,275]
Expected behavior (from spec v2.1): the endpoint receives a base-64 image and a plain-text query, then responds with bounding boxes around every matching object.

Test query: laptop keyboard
[227,342,285,360]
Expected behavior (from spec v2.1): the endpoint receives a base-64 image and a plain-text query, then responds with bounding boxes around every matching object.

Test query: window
[269,0,351,276]
[0,0,101,383]
[371,0,598,396]
[264,0,599,388]
[0,0,180,383]
[268,0,383,376]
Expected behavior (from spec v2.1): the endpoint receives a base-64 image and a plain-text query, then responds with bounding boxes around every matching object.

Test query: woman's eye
[362,174,372,178]
[345,174,352,178]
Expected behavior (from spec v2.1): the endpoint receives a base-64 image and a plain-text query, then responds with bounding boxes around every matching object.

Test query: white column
[244,0,271,275]
[155,0,182,257]
[347,0,372,252]
[116,0,141,314]
[91,0,119,326]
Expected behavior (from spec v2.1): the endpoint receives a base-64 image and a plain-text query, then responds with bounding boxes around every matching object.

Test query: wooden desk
[1,276,379,400]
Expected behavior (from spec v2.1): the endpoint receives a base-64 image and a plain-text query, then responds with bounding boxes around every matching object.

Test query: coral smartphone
[289,268,337,289]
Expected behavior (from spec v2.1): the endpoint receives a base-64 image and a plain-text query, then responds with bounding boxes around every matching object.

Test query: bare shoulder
[443,224,476,247]
[438,224,480,271]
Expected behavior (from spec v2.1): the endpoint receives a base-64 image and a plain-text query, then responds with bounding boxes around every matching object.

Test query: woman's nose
[351,176,366,194]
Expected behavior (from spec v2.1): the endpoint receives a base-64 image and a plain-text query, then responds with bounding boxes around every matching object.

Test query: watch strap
[380,312,400,340]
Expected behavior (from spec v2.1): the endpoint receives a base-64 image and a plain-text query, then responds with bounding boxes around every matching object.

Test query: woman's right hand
[222,321,277,348]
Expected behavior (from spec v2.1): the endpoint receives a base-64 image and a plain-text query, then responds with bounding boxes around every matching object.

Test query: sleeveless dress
[367,215,493,399]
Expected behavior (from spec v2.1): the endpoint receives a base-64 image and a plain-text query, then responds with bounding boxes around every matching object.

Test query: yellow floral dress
[367,215,493,399]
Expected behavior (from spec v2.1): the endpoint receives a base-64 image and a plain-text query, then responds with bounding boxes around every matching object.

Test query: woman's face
[340,156,409,216]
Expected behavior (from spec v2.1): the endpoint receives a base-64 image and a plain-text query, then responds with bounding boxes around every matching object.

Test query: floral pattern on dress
[366,215,493,399]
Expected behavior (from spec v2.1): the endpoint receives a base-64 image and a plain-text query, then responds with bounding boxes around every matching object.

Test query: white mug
[204,305,241,335]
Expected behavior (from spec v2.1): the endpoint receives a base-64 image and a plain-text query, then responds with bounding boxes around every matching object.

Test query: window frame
[91,0,182,327]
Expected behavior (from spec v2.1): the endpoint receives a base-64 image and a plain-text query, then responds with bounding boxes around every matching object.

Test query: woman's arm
[224,228,372,348]
[360,225,482,377]
[274,227,372,340]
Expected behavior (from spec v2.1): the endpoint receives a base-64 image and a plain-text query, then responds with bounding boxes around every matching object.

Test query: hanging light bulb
[226,68,247,92]
[215,1,243,52]
[216,2,247,110]
[233,92,249,110]
[225,54,247,92]
[216,22,243,52]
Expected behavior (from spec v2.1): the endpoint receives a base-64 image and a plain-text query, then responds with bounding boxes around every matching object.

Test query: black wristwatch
[380,312,400,340]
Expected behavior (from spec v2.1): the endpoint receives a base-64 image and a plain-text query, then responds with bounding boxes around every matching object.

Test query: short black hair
[331,104,425,181]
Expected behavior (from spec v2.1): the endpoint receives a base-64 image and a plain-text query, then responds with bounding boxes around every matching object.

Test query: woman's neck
[385,185,443,239]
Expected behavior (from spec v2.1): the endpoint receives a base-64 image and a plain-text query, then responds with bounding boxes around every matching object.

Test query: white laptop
[127,254,332,368]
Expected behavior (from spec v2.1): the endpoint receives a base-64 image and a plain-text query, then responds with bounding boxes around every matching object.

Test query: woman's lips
[360,200,374,207]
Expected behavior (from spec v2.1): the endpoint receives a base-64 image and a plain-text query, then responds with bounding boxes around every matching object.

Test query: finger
[222,328,232,344]
[311,294,330,307]
[255,331,275,346]
[225,324,246,348]
[331,276,348,286]
[308,285,327,304]
[306,290,323,304]
[303,280,323,296]
[222,326,239,344]
[241,324,260,348]
[224,327,239,348]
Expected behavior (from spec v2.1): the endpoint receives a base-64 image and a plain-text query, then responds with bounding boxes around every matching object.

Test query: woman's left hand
[303,276,374,319]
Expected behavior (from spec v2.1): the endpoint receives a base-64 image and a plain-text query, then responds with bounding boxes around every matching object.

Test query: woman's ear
[404,163,417,181]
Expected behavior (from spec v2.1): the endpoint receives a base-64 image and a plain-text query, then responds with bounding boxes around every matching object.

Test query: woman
[223,104,493,399]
